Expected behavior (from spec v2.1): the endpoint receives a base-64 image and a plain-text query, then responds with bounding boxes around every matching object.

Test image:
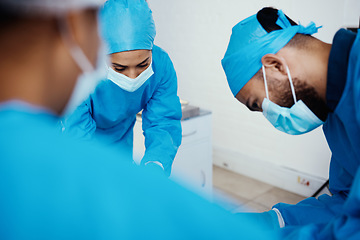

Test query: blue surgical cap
[221,10,320,97]
[100,0,156,54]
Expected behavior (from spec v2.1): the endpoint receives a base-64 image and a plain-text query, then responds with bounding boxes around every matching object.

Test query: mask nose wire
[286,65,297,104]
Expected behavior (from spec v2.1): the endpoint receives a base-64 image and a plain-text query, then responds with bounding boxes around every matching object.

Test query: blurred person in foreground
[0,0,276,239]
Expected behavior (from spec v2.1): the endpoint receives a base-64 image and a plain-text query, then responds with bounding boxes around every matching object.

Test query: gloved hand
[144,161,166,177]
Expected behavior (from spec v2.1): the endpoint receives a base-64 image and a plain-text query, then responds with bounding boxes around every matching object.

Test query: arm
[271,192,346,227]
[234,169,360,239]
[278,168,360,239]
[61,97,97,141]
[141,53,182,177]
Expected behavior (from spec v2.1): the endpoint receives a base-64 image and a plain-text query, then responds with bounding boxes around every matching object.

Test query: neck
[0,37,49,106]
[312,41,332,101]
[281,40,332,102]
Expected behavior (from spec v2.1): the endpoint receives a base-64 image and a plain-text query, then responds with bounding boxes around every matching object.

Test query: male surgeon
[222,7,360,239]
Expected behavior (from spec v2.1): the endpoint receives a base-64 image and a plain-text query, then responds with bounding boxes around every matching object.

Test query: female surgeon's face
[110,49,152,79]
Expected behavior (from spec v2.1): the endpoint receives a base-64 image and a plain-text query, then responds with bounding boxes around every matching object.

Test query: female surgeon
[63,0,182,177]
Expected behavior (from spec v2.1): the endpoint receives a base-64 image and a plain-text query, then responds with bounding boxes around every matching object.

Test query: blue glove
[144,161,166,177]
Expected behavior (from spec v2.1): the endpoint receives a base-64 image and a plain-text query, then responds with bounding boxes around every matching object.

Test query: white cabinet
[133,111,212,196]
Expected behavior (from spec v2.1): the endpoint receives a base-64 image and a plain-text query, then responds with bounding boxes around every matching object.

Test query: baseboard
[213,146,328,197]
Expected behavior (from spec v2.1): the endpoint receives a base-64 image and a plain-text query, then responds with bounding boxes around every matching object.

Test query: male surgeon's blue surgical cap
[221,9,320,97]
[100,0,156,54]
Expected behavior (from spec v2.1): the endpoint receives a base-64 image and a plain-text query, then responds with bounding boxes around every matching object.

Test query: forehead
[111,49,152,64]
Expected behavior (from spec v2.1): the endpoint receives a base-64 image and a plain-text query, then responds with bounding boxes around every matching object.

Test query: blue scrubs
[63,45,182,176]
[279,169,360,239]
[273,29,360,238]
[0,101,276,239]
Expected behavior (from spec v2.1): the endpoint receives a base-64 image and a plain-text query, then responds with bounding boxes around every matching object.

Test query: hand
[144,161,166,176]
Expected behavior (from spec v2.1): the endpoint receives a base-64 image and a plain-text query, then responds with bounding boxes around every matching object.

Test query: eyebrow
[112,62,126,68]
[112,57,150,68]
[137,57,150,66]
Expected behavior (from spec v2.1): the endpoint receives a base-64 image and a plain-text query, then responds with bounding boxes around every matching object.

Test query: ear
[59,10,100,66]
[261,54,287,75]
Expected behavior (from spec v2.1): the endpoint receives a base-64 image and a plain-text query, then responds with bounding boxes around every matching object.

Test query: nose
[126,69,140,79]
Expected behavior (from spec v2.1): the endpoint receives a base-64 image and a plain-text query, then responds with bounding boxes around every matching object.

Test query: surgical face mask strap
[58,17,94,73]
[58,16,107,116]
[286,65,297,104]
[262,64,297,104]
[262,65,270,99]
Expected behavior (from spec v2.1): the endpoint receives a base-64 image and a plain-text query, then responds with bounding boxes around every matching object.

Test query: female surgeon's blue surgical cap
[100,0,156,54]
[221,9,320,97]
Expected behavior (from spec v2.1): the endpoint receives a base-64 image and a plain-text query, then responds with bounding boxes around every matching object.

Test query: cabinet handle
[201,170,206,187]
[182,130,197,138]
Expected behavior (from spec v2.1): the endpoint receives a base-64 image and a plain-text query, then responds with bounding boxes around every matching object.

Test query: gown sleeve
[278,168,360,240]
[272,191,345,226]
[140,51,182,177]
[61,97,97,141]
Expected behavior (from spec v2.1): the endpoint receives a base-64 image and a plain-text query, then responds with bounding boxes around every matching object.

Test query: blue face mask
[107,62,154,92]
[261,65,324,135]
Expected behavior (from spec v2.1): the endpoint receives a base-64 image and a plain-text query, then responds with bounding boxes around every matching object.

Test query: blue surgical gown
[0,101,276,239]
[63,45,182,176]
[272,29,360,238]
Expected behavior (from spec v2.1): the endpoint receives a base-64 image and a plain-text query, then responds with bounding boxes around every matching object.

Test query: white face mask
[107,62,154,92]
[261,65,324,135]
[59,19,108,116]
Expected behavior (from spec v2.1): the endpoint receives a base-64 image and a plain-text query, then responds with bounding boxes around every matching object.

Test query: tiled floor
[212,165,306,213]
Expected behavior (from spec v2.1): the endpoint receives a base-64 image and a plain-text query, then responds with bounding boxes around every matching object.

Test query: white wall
[148,0,359,186]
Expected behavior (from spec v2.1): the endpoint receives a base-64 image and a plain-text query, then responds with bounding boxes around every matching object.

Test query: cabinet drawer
[171,140,213,196]
[181,114,211,146]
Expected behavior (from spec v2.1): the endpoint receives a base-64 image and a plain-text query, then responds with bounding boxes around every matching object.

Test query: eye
[138,63,149,68]
[251,101,261,111]
[114,67,125,72]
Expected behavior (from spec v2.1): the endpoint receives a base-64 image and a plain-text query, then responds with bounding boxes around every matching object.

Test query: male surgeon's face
[235,72,266,112]
[235,69,328,121]
[234,69,291,112]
